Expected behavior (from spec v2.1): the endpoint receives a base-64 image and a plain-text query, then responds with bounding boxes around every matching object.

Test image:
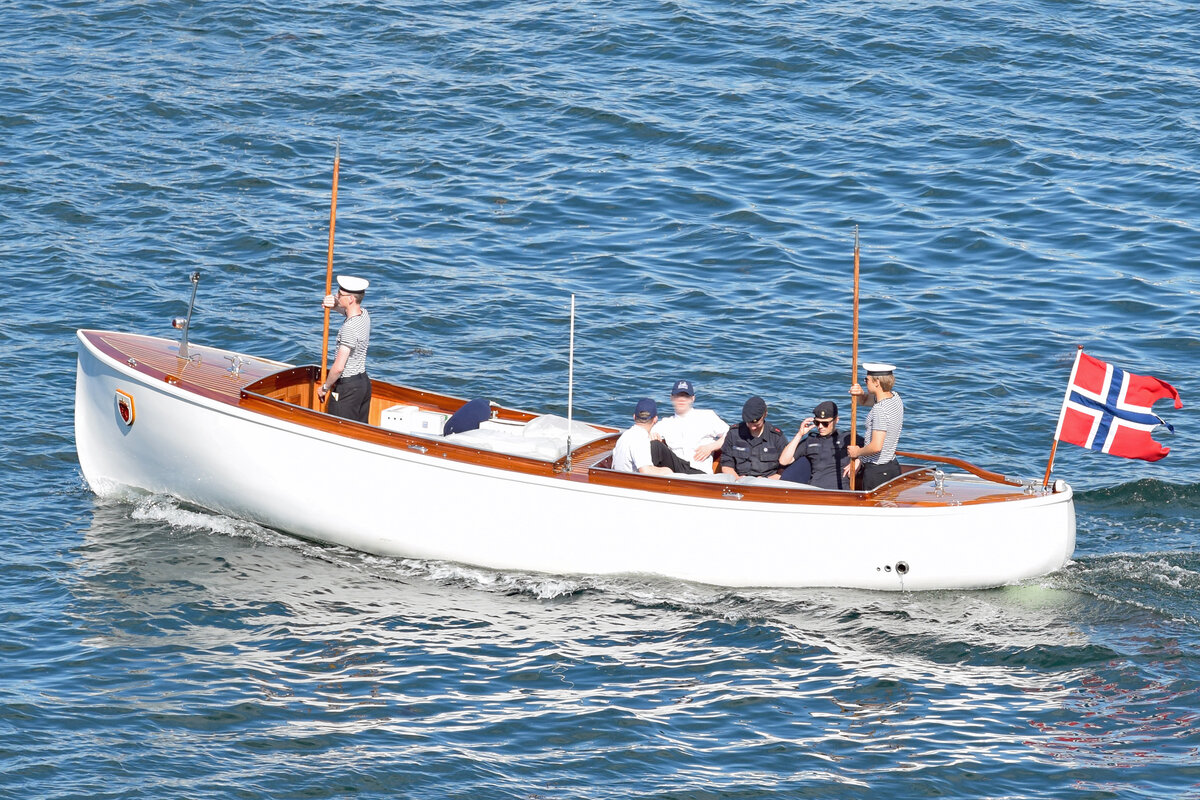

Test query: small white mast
[565,294,576,472]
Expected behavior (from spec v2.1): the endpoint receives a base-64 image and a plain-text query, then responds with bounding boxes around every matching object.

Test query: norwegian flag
[1053,350,1182,461]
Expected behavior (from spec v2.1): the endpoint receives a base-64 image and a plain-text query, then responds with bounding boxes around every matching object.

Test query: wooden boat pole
[1041,440,1059,488]
[565,294,576,472]
[316,141,341,410]
[849,226,861,490]
[1042,345,1080,486]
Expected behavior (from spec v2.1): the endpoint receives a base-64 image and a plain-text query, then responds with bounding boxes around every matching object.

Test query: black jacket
[720,422,788,477]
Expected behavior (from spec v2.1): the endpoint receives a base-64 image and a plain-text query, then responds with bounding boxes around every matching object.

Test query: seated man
[719,396,787,480]
[779,400,863,489]
[652,378,728,474]
[612,398,698,475]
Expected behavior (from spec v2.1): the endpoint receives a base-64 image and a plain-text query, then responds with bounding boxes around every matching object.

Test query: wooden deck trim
[83,330,1037,509]
[83,330,281,404]
[584,462,1027,508]
[238,369,1034,507]
[585,465,874,505]
[238,387,566,477]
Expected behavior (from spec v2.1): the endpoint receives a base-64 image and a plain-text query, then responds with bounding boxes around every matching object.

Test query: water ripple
[4,0,1200,796]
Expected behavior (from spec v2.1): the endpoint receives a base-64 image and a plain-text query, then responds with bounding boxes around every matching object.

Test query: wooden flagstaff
[1042,345,1082,487]
[849,226,861,490]
[1041,441,1059,488]
[316,141,341,410]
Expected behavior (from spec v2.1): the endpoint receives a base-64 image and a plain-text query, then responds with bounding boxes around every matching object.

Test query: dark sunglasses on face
[816,419,835,426]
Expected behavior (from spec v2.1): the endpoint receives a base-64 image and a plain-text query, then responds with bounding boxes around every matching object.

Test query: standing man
[719,396,788,479]
[652,379,729,474]
[779,401,862,489]
[847,362,905,490]
[612,399,692,475]
[317,275,371,424]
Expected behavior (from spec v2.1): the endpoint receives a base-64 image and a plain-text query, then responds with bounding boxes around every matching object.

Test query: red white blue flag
[1054,350,1181,461]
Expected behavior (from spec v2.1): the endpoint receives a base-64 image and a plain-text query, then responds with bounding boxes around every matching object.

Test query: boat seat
[443,398,492,436]
[444,414,609,462]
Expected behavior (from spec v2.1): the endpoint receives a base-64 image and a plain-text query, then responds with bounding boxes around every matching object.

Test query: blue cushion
[779,458,811,484]
[443,398,492,436]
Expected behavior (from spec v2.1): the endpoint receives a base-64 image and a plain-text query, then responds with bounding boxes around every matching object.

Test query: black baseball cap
[742,396,767,423]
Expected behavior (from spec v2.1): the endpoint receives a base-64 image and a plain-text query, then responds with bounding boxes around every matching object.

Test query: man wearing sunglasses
[779,401,862,489]
[719,396,787,479]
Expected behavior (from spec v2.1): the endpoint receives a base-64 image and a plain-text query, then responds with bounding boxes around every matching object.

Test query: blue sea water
[3,0,1200,797]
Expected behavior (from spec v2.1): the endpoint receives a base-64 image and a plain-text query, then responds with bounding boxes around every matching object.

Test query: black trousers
[651,440,704,475]
[328,372,371,424]
[860,459,900,490]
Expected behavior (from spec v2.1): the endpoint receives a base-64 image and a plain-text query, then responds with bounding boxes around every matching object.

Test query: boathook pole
[565,294,576,472]
[316,140,341,410]
[849,226,861,491]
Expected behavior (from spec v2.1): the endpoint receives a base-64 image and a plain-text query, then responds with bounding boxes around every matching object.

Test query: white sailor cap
[861,362,896,377]
[336,275,369,293]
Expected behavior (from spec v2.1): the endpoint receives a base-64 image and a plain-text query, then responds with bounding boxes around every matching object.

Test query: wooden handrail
[896,450,1022,486]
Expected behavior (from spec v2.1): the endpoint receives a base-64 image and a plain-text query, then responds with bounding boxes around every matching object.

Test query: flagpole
[1041,440,1058,488]
[1042,345,1082,487]
[849,226,861,491]
[316,140,341,410]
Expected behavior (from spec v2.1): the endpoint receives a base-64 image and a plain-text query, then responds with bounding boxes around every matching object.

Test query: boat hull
[75,331,1076,590]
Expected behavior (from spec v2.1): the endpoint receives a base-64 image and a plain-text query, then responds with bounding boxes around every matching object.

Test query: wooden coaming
[84,330,1039,509]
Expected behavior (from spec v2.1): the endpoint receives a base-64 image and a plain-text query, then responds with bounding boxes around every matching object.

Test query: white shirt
[652,408,729,472]
[612,424,654,473]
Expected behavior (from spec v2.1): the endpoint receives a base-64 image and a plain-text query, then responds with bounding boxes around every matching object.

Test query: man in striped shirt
[846,362,904,490]
[318,275,371,423]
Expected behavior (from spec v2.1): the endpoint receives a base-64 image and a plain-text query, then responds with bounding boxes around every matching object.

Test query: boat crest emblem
[116,390,135,427]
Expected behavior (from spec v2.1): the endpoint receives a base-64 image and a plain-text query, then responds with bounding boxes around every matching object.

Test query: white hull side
[75,333,1076,591]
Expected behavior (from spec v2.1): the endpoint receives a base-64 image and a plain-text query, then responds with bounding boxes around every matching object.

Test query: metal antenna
[565,294,576,473]
[173,271,201,359]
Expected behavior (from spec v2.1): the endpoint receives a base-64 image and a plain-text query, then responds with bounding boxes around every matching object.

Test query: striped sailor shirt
[335,309,370,378]
[862,392,903,464]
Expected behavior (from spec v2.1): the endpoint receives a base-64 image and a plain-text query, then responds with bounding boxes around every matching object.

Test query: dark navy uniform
[720,422,787,477]
[802,428,862,490]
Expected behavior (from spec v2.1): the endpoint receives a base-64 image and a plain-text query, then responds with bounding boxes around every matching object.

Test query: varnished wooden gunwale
[85,330,1039,509]
[239,377,569,479]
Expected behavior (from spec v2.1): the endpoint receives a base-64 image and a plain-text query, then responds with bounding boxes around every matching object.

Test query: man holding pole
[317,275,372,423]
[847,363,904,490]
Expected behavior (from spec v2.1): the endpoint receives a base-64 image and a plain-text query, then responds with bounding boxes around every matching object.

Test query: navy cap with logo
[813,400,838,420]
[634,397,658,421]
[670,379,695,397]
[742,395,767,423]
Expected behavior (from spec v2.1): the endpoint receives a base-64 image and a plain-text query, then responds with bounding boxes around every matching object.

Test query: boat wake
[1075,477,1200,510]
[85,490,1200,685]
[1050,551,1200,627]
[113,492,605,600]
[130,496,281,544]
[99,479,1200,632]
[1063,478,1200,625]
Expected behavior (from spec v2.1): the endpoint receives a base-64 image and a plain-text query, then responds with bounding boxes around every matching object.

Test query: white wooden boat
[74,328,1075,590]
